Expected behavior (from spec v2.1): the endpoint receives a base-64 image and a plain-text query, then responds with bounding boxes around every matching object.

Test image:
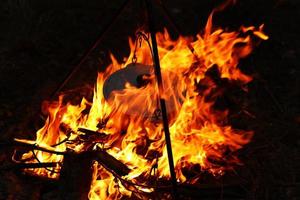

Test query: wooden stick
[92,149,131,176]
[0,162,60,171]
[8,138,130,176]
[10,139,67,155]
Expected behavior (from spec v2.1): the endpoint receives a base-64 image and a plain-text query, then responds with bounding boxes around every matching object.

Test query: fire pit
[1,0,273,199]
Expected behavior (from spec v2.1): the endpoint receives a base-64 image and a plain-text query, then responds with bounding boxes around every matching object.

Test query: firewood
[6,138,130,176]
[9,139,66,155]
[91,149,131,176]
[77,128,109,142]
[0,162,60,171]
[58,152,94,200]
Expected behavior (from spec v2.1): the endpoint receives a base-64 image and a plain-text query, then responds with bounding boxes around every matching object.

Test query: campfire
[10,1,268,199]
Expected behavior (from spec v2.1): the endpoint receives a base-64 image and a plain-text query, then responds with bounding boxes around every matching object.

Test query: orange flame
[17,10,267,199]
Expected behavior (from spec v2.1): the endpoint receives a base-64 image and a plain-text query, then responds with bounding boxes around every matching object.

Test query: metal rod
[50,0,132,99]
[155,0,182,36]
[155,0,198,57]
[144,0,177,198]
[0,162,60,171]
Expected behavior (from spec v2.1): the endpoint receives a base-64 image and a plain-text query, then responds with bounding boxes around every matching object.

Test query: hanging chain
[131,31,153,64]
[131,36,140,63]
[131,30,161,124]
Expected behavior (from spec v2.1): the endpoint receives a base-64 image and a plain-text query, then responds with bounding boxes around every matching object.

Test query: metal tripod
[50,0,189,198]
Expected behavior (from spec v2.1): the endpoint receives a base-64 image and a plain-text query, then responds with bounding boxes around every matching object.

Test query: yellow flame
[18,10,267,199]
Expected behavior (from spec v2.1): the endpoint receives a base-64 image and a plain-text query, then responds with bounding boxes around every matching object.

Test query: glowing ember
[15,9,268,199]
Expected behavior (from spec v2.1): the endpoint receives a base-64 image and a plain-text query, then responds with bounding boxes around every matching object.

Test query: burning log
[58,150,130,200]
[91,149,130,176]
[4,139,67,155]
[58,152,94,200]
[9,138,130,174]
[77,128,109,142]
[1,137,130,200]
[3,138,131,199]
[2,138,130,176]
[77,128,130,175]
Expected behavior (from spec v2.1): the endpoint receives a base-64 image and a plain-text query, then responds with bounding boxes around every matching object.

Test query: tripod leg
[50,0,132,99]
[156,0,198,57]
[145,0,178,199]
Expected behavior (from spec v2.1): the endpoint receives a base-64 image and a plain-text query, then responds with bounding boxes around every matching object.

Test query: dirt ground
[0,0,299,199]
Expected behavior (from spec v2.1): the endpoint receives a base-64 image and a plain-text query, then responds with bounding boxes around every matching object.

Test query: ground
[0,0,299,199]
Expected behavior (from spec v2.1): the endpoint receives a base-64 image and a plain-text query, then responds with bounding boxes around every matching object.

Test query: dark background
[0,0,299,199]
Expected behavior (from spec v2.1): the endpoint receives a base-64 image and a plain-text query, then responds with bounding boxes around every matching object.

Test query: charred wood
[58,152,94,200]
[77,128,109,142]
[92,149,130,176]
[5,138,130,177]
